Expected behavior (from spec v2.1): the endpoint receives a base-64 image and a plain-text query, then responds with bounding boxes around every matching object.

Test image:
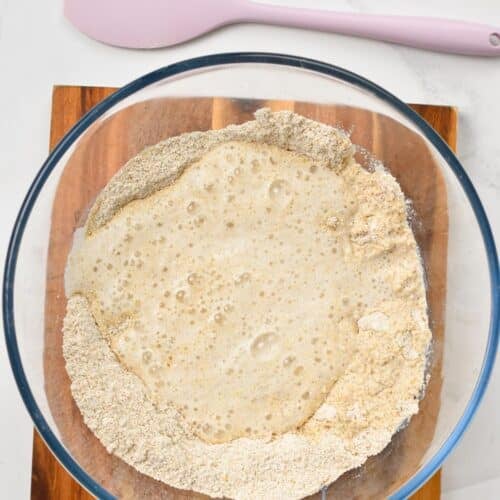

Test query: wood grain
[33,86,455,500]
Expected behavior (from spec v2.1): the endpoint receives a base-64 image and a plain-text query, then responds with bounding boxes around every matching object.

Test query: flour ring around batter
[63,109,431,500]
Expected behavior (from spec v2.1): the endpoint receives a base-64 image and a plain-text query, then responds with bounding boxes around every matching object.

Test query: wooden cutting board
[32,85,455,500]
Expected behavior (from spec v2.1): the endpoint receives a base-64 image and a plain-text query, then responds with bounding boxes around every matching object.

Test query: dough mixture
[63,109,431,499]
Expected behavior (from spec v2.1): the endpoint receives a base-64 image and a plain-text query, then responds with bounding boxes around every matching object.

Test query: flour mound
[63,110,431,499]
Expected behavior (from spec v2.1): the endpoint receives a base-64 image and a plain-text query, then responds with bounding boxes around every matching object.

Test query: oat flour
[63,109,431,499]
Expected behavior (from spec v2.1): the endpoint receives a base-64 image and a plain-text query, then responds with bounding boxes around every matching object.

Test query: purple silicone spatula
[65,0,500,56]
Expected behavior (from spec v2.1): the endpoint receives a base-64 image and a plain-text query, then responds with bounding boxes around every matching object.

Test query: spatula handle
[239,2,500,56]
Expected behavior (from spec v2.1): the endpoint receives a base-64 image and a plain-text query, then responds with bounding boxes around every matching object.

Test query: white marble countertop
[0,0,498,498]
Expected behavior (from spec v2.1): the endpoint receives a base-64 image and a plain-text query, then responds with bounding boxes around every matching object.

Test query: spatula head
[64,0,238,48]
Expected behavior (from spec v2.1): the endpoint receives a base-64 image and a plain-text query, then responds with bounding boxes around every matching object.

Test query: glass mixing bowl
[3,53,499,499]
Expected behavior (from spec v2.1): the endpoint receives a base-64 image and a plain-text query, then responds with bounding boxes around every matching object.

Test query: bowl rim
[3,52,499,500]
